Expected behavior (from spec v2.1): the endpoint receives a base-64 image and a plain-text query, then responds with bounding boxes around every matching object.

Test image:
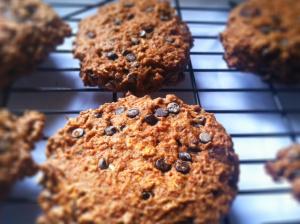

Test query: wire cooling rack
[1,0,300,223]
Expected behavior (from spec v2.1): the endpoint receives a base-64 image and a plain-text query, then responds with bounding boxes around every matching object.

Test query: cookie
[0,109,45,198]
[266,144,300,201]
[0,0,71,88]
[38,94,239,224]
[74,0,193,95]
[220,0,300,82]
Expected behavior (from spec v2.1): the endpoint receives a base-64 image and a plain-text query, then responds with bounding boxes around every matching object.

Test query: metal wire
[1,0,299,223]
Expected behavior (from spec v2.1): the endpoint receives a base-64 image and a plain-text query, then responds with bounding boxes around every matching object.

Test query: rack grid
[1,0,300,223]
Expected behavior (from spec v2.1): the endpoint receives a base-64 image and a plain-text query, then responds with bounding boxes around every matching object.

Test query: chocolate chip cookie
[74,0,193,95]
[0,0,71,88]
[0,109,45,198]
[220,0,300,82]
[38,94,239,224]
[266,144,300,201]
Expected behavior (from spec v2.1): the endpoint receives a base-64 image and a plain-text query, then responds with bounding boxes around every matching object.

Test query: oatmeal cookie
[74,0,193,95]
[0,109,45,198]
[266,144,300,201]
[220,0,300,82]
[38,94,239,224]
[0,0,71,87]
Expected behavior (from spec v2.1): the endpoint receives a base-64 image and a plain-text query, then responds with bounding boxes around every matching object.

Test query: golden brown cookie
[220,0,300,82]
[74,0,193,95]
[38,94,239,224]
[0,109,45,199]
[266,144,300,201]
[0,0,71,88]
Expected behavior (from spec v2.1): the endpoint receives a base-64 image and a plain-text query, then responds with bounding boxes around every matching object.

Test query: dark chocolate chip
[105,126,117,136]
[122,49,131,56]
[106,52,118,60]
[155,158,171,172]
[260,25,272,35]
[123,2,134,8]
[72,128,85,138]
[114,18,122,26]
[144,26,154,33]
[187,147,200,154]
[167,102,180,114]
[240,6,261,18]
[26,4,37,15]
[144,114,158,126]
[86,31,96,39]
[131,37,140,45]
[141,191,153,200]
[98,158,109,170]
[178,152,192,162]
[127,108,140,118]
[199,132,211,143]
[145,6,154,13]
[120,124,126,131]
[94,112,102,118]
[115,107,126,115]
[127,14,135,20]
[154,108,169,117]
[125,53,136,62]
[140,30,147,38]
[175,160,190,174]
[191,116,206,127]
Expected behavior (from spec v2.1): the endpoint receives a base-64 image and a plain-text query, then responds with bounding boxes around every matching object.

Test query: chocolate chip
[167,102,180,114]
[141,191,153,200]
[175,160,190,174]
[155,158,171,172]
[123,2,134,8]
[165,36,174,44]
[187,147,200,154]
[199,132,211,143]
[115,107,126,115]
[72,128,85,138]
[154,108,169,117]
[86,31,96,39]
[140,30,147,38]
[94,112,102,118]
[105,126,117,136]
[131,37,140,45]
[127,108,140,118]
[114,18,122,26]
[260,25,272,35]
[106,52,118,60]
[26,4,37,15]
[240,6,261,18]
[191,117,206,127]
[98,158,109,170]
[144,114,158,125]
[178,152,192,162]
[145,6,154,13]
[125,53,136,62]
[127,73,137,83]
[127,14,135,20]
[144,26,154,33]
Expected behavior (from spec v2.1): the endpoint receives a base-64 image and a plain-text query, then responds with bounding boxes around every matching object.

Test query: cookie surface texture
[266,144,300,201]
[38,94,239,224]
[0,110,45,198]
[74,0,193,95]
[0,0,71,87]
[220,0,300,82]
